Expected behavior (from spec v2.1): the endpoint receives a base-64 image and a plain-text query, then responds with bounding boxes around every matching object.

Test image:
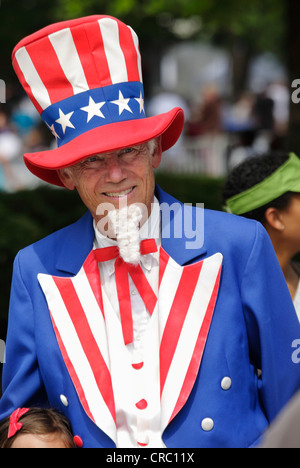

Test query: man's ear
[56,168,76,190]
[151,136,163,169]
[265,207,285,232]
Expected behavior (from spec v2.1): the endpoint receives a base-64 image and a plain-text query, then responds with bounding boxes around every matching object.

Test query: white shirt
[93,198,164,447]
[93,198,161,358]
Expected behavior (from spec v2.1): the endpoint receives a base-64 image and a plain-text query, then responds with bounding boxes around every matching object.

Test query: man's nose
[105,156,127,183]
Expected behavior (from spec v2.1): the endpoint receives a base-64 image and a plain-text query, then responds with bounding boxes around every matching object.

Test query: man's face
[57,139,162,223]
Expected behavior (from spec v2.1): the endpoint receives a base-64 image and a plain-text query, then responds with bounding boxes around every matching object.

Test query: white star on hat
[47,123,61,141]
[134,92,145,114]
[56,109,75,134]
[112,90,133,115]
[81,97,106,123]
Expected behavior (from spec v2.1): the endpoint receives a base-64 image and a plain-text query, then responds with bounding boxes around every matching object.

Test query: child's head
[0,408,79,448]
[222,153,300,222]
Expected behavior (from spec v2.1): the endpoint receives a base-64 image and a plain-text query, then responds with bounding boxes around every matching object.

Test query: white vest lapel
[158,249,223,431]
[38,247,223,444]
[38,251,117,444]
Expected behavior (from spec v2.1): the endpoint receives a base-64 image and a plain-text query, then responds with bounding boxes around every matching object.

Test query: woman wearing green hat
[223,152,300,322]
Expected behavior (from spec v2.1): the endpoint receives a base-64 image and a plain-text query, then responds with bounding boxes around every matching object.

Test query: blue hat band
[41,82,145,147]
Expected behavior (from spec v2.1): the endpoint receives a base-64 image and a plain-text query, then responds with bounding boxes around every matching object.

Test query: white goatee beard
[108,204,143,265]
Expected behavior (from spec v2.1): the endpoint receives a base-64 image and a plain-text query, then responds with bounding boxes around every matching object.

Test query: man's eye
[119,147,142,158]
[86,156,104,163]
[87,157,98,162]
[122,148,135,155]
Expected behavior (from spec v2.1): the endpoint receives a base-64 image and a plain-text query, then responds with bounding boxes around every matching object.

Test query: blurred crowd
[0,79,291,191]
[0,85,51,192]
[148,80,290,177]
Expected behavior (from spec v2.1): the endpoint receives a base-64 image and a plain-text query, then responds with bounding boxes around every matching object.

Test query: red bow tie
[94,239,158,345]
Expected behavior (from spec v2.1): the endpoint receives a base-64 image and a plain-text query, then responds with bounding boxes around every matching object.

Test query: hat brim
[24,107,184,187]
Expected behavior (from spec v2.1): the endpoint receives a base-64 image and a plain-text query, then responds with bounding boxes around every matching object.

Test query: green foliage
[0,0,57,80]
[156,173,224,210]
[51,0,286,55]
[0,0,287,81]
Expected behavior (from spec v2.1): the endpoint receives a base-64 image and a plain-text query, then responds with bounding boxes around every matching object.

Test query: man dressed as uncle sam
[0,15,300,448]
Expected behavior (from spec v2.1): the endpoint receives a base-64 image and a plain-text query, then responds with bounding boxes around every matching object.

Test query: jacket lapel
[158,248,222,432]
[155,187,224,431]
[155,185,208,266]
[55,211,95,275]
[38,249,117,444]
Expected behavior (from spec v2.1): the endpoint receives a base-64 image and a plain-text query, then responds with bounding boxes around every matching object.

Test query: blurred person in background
[187,83,223,137]
[266,81,289,149]
[0,107,22,191]
[260,390,300,448]
[223,152,300,322]
[147,87,190,170]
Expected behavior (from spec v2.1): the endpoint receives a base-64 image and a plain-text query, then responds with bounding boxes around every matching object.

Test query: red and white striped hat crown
[12,15,184,186]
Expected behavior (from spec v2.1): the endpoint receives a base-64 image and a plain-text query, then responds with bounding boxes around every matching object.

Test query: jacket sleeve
[242,222,300,423]
[0,251,48,420]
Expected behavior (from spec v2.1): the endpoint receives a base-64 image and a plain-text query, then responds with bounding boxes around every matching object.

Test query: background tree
[0,0,287,89]
[286,0,300,153]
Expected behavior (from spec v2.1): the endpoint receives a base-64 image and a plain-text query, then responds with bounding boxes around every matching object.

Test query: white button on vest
[60,394,69,407]
[221,377,232,391]
[201,418,214,432]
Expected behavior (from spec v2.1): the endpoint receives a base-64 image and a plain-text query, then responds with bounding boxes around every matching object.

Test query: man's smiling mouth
[103,187,136,198]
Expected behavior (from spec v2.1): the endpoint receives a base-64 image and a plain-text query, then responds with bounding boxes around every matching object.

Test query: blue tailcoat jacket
[0,186,300,448]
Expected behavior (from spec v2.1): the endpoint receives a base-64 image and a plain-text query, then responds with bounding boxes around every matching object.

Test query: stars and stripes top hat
[12,15,184,187]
